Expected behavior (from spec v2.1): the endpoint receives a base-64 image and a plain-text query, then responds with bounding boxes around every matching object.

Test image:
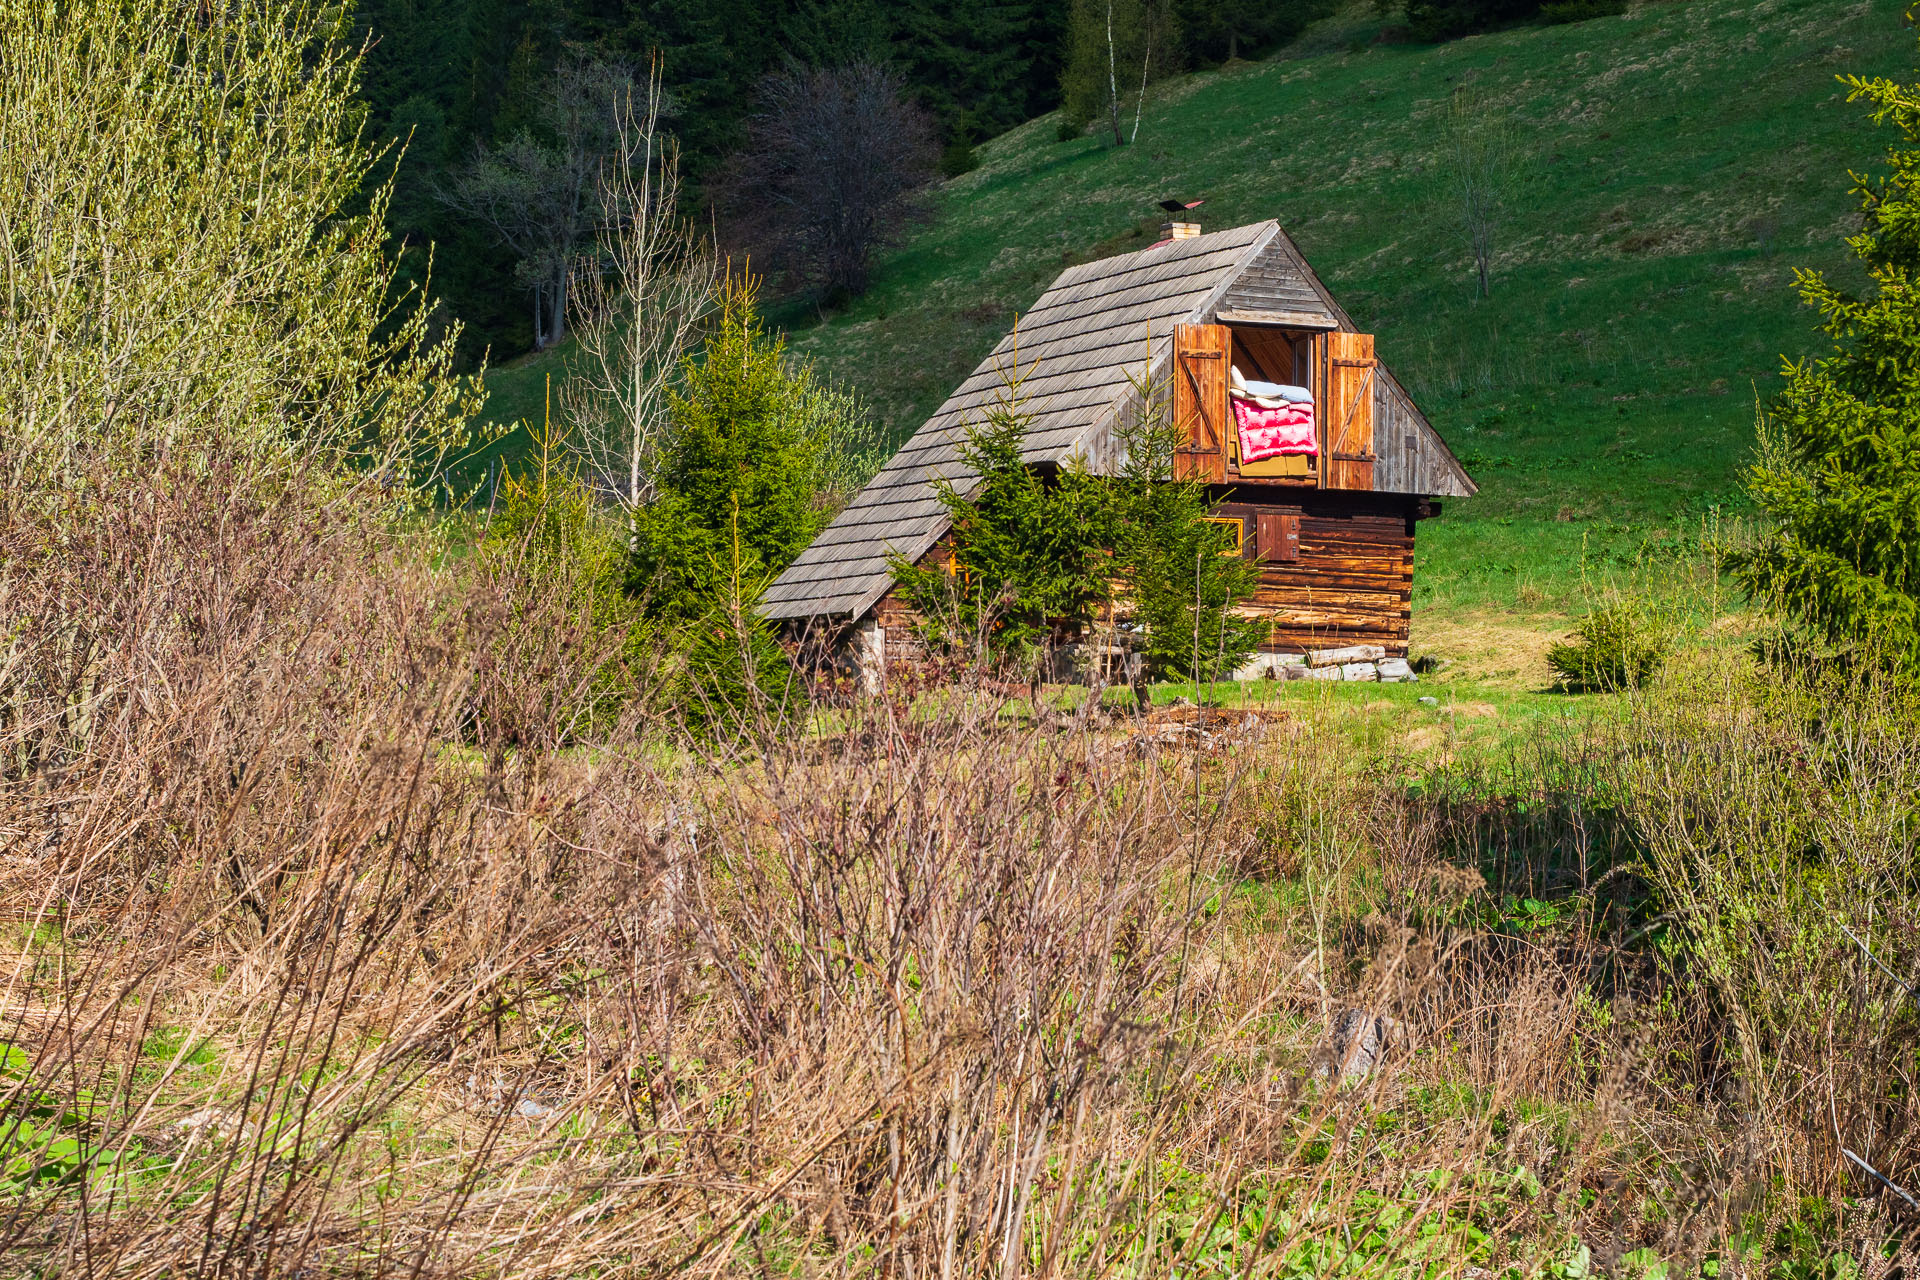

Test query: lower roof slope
[760,221,1280,622]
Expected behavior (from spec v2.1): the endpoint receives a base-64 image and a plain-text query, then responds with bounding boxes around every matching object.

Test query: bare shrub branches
[718,62,937,302]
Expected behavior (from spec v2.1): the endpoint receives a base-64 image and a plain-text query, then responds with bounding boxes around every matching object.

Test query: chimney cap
[1157,197,1206,214]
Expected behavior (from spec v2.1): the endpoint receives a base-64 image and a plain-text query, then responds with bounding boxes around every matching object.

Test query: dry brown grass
[0,456,1910,1277]
[1410,612,1563,690]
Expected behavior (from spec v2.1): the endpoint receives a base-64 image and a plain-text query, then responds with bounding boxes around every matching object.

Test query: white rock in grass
[1377,658,1415,682]
[1340,662,1379,681]
[1314,1009,1407,1082]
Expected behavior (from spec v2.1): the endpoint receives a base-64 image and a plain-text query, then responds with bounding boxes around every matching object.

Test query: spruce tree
[1740,57,1920,668]
[628,276,822,622]
[891,396,1116,657]
[1110,411,1265,684]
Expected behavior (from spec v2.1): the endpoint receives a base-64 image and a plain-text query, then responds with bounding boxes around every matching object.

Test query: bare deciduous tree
[441,53,633,349]
[720,62,937,302]
[1443,87,1521,299]
[564,60,718,509]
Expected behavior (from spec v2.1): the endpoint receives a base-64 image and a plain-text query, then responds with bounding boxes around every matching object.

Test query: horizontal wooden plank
[1255,576,1411,596]
[1216,308,1339,330]
[1246,591,1410,612]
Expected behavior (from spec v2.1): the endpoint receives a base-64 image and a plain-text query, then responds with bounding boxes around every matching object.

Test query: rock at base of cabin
[1308,643,1387,668]
[1233,651,1307,681]
[1340,661,1379,682]
[1377,658,1416,682]
[1286,663,1341,681]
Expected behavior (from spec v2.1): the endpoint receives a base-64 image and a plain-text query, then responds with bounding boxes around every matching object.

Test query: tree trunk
[1105,0,1124,146]
[548,268,567,346]
[532,281,547,350]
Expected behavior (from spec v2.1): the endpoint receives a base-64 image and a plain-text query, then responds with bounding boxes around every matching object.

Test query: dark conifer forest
[353,0,1070,357]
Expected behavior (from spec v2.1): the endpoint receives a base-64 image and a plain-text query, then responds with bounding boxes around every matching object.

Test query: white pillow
[1229,364,1310,401]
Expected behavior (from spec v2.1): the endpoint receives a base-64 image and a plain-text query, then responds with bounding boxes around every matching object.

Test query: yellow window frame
[1200,516,1245,556]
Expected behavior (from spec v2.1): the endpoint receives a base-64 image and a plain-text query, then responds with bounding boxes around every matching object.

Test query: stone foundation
[848,628,1417,691]
[1244,644,1418,684]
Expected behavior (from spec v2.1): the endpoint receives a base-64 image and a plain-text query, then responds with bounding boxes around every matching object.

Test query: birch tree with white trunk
[563,61,718,510]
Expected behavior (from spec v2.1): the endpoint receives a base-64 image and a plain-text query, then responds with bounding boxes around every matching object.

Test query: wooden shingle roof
[760,219,1472,623]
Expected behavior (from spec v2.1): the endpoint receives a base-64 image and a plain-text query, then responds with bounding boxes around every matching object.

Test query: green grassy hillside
[479,0,1911,683]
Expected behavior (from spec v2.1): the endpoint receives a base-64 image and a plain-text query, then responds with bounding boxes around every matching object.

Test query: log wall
[850,495,1425,671]
[1211,490,1419,657]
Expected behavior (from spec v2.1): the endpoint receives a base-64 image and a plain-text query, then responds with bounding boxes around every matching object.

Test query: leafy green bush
[1547,600,1668,691]
[1626,661,1920,1189]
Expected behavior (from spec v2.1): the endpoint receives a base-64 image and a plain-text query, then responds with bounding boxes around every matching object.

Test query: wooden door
[1256,510,1300,562]
[1325,331,1377,491]
[1173,323,1228,482]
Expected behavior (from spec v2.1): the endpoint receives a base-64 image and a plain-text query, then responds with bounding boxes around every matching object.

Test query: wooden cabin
[760,218,1475,682]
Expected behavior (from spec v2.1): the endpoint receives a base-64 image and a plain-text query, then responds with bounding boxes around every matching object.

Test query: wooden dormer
[1173,321,1379,491]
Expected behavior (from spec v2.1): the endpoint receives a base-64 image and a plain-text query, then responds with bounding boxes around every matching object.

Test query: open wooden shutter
[1325,331,1377,491]
[1173,324,1228,483]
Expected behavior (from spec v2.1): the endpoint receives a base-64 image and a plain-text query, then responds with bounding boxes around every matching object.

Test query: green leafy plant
[1547,599,1668,691]
[0,1044,129,1196]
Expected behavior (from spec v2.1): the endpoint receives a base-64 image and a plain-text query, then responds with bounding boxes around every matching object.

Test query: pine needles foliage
[1739,47,1920,671]
[628,276,823,623]
[1110,411,1266,682]
[625,276,865,736]
[1546,599,1668,692]
[890,389,1115,663]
